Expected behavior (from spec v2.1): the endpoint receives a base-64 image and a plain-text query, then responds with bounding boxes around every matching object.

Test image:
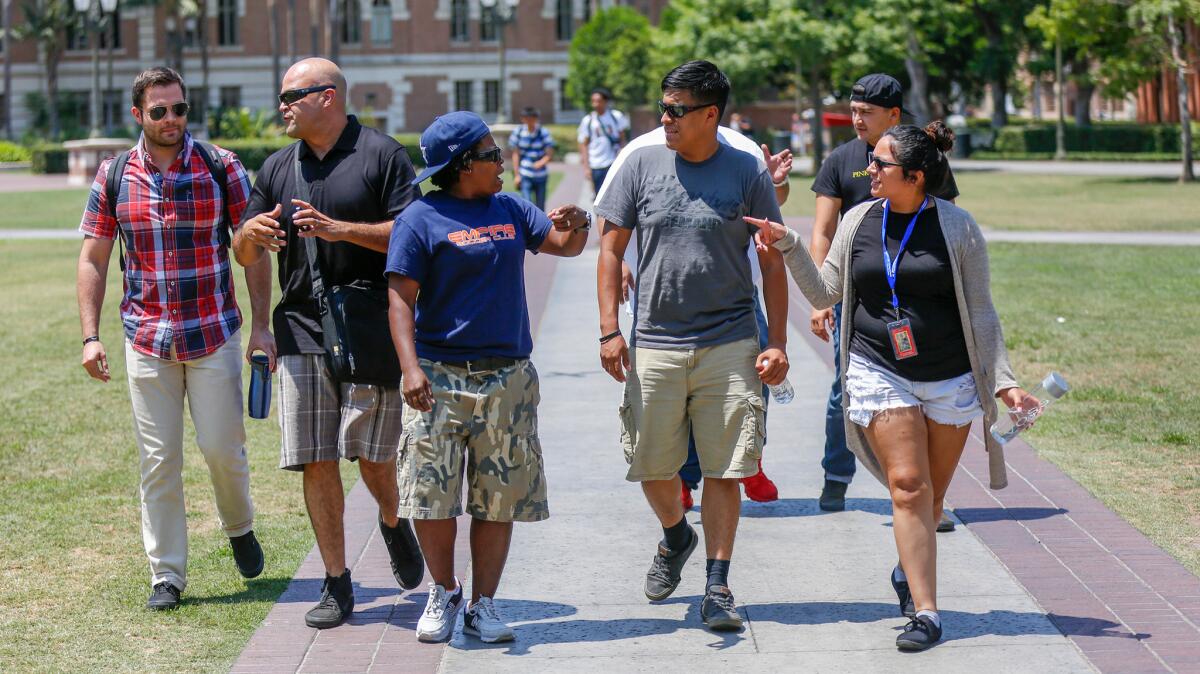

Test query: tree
[965,0,1041,128]
[567,6,654,110]
[1127,0,1199,182]
[6,0,74,138]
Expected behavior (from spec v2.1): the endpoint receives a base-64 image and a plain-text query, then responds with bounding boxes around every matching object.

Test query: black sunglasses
[146,102,189,121]
[278,84,336,106]
[657,100,717,119]
[868,152,904,169]
[467,146,503,163]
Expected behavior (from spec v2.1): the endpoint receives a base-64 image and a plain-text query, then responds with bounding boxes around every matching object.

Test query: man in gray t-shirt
[595,60,789,633]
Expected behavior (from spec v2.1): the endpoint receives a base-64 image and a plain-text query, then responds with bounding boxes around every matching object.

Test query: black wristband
[82,335,100,346]
[599,329,622,344]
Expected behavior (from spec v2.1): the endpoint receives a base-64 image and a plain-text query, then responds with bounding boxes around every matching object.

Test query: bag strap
[105,150,131,273]
[192,140,232,248]
[294,144,328,317]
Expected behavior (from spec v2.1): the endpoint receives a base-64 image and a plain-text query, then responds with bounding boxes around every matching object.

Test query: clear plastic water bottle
[767,379,794,405]
[989,371,1069,444]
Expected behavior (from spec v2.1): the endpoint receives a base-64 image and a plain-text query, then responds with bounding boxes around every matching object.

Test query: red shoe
[741,459,778,503]
[681,477,695,511]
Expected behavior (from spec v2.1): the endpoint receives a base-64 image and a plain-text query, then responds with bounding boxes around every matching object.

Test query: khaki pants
[125,330,254,591]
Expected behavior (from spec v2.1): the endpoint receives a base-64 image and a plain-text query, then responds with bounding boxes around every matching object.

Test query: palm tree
[10,0,75,138]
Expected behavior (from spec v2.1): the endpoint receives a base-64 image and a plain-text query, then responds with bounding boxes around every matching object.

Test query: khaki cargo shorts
[397,358,548,523]
[619,337,765,482]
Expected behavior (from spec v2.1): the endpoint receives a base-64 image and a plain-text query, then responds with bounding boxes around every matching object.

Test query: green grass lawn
[0,171,563,231]
[988,243,1200,574]
[0,239,354,672]
[781,172,1200,232]
[0,187,92,229]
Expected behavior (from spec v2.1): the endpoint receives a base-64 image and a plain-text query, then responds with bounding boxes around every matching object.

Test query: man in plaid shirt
[75,67,273,611]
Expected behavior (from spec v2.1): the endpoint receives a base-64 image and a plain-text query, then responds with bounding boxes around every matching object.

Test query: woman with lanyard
[745,122,1035,651]
[386,111,590,643]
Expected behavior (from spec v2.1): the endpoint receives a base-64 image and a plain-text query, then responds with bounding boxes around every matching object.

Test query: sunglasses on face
[657,100,716,119]
[868,152,904,169]
[278,84,336,106]
[467,146,503,163]
[145,102,190,121]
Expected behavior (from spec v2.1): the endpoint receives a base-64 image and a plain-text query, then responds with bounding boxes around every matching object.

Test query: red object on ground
[822,111,853,127]
[680,477,694,511]
[741,459,779,502]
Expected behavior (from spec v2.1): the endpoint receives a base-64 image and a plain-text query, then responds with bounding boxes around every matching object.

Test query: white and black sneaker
[416,579,463,642]
[463,596,515,643]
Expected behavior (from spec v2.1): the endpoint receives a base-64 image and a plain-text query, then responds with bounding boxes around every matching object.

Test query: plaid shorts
[277,354,404,471]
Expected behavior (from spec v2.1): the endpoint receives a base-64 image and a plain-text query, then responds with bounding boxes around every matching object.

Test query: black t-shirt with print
[811,138,960,215]
[848,201,971,382]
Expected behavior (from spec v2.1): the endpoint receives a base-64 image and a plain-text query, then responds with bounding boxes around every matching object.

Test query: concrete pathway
[228,165,1200,673]
[784,156,1197,178]
[782,216,1200,247]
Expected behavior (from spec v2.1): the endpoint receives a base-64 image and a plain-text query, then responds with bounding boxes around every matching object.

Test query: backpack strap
[105,150,131,273]
[191,140,232,248]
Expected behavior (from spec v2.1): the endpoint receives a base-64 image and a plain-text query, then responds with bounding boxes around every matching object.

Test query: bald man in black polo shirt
[233,58,423,629]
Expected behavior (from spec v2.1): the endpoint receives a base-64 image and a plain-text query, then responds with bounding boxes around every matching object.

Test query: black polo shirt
[242,116,420,355]
[811,138,959,216]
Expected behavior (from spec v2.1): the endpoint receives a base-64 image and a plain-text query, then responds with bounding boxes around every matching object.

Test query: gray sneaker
[701,586,744,631]
[644,525,698,601]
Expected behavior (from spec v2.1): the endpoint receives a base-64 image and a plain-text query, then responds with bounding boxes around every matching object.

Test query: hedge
[970,150,1184,162]
[209,138,293,172]
[30,144,69,174]
[0,140,32,163]
[992,124,1194,154]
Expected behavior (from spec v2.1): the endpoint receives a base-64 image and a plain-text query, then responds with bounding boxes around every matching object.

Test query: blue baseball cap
[411,111,492,185]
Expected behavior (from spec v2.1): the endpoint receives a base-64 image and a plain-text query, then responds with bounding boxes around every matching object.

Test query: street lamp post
[480,0,518,124]
[74,0,117,138]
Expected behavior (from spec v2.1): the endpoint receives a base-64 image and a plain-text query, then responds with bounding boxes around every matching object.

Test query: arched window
[371,0,393,45]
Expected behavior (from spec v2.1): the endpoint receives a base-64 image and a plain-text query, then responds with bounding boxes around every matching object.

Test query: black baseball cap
[850,73,905,113]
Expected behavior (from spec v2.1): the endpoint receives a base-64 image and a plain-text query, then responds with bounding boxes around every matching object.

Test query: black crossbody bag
[293,147,401,388]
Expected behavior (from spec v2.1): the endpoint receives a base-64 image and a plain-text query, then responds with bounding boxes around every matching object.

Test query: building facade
[1,0,668,137]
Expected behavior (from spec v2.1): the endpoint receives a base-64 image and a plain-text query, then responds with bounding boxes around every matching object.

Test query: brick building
[0,0,667,137]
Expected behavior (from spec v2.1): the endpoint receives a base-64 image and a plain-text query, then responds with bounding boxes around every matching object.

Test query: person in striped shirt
[508,107,556,210]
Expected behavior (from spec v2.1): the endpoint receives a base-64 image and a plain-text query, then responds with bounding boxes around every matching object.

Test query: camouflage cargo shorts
[397,358,549,523]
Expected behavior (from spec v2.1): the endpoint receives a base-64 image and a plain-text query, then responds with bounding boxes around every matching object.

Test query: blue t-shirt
[385,191,552,361]
[508,125,555,180]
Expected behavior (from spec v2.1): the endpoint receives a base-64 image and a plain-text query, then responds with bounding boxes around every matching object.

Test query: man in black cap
[808,73,959,522]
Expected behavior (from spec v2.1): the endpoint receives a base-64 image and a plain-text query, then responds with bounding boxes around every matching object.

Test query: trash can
[772,130,791,154]
[952,131,972,159]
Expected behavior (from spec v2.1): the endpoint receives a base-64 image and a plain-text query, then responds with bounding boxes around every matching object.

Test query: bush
[993,123,1194,155]
[209,107,283,140]
[968,150,1183,162]
[392,133,423,167]
[0,140,32,162]
[30,144,69,174]
[209,137,292,172]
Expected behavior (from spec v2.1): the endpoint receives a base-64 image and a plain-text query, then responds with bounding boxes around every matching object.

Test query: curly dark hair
[880,121,956,194]
[429,147,475,190]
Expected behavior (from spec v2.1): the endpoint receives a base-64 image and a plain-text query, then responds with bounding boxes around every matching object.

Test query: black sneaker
[230,530,264,579]
[701,585,744,632]
[896,615,942,651]
[643,525,698,601]
[818,479,847,512]
[380,517,424,590]
[147,582,181,611]
[305,569,355,629]
[891,565,915,617]
[936,513,956,533]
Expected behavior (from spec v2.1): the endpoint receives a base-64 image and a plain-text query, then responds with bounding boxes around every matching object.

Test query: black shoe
[305,569,355,629]
[147,582,181,611]
[819,479,848,512]
[701,585,744,632]
[896,615,943,651]
[644,525,698,601]
[380,517,424,590]
[936,513,956,533]
[891,565,915,617]
[230,530,264,579]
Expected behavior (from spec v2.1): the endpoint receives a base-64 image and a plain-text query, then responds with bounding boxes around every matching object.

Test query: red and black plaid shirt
[80,133,252,361]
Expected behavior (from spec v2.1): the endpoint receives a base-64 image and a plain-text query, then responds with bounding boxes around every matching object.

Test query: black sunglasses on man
[146,102,190,121]
[657,100,717,119]
[278,84,337,106]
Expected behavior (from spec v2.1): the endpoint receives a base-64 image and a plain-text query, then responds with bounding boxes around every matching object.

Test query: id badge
[887,318,918,360]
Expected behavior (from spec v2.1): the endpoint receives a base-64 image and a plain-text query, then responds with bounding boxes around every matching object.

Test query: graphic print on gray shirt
[594,143,783,349]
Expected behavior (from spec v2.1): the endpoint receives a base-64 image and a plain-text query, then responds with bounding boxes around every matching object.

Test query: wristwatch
[82,335,100,346]
[577,210,593,231]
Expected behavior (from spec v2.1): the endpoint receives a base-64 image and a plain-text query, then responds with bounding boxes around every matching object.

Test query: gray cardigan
[774,197,1018,490]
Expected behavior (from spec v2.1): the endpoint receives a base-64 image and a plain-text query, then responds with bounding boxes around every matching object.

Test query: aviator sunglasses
[145,102,190,121]
[657,100,718,119]
[867,152,904,170]
[278,84,337,106]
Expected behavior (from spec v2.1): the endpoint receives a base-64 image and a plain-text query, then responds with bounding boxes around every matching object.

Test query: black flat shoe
[891,565,915,617]
[896,615,942,651]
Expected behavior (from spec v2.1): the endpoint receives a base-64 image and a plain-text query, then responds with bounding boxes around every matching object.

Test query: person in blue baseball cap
[385,111,590,644]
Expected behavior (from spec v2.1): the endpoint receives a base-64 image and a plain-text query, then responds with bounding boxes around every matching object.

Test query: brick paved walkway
[232,166,1200,673]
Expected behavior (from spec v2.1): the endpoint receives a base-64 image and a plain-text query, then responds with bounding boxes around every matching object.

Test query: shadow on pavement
[954,506,1068,524]
[740,497,893,518]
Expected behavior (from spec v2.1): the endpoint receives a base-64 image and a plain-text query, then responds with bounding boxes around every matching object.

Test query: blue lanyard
[881,196,929,317]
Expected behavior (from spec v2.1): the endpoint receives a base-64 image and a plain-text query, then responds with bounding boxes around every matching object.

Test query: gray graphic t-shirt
[594,143,783,349]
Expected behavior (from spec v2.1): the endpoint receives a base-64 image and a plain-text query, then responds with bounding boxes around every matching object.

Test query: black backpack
[105,140,231,272]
